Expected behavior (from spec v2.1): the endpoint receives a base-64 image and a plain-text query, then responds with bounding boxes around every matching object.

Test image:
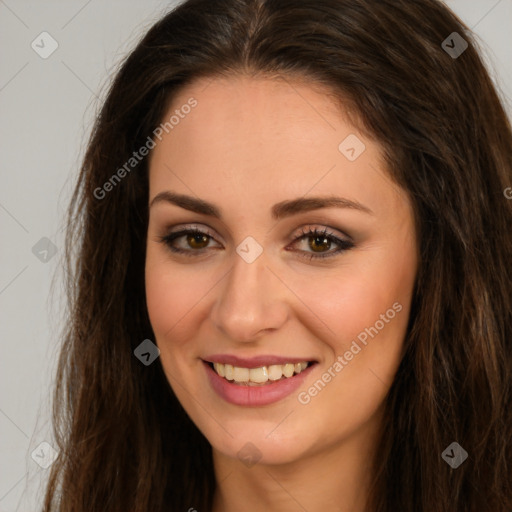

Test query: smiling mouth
[207,361,316,386]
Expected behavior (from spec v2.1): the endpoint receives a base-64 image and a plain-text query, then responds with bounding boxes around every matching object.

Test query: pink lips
[203,359,316,407]
[204,354,316,368]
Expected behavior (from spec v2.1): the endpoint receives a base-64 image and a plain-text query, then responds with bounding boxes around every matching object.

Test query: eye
[159,225,220,257]
[288,226,354,260]
[158,224,354,260]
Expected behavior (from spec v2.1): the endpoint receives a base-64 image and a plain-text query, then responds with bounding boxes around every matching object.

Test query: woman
[43,0,512,510]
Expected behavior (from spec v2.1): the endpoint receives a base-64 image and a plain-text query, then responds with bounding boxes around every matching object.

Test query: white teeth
[211,361,311,384]
[213,362,225,377]
[249,366,269,383]
[233,366,250,383]
[268,365,283,381]
[283,363,295,378]
[224,364,234,381]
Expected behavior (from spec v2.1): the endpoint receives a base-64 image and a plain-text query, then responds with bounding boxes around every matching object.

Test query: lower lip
[203,361,316,406]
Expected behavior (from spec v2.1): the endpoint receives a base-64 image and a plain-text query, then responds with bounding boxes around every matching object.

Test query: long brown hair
[43,0,512,510]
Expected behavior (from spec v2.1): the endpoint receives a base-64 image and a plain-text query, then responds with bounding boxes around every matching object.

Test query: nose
[210,249,289,343]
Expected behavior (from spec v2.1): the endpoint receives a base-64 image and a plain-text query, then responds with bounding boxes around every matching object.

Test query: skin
[145,74,418,512]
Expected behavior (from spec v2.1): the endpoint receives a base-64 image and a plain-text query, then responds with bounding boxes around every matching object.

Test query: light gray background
[0,1,511,510]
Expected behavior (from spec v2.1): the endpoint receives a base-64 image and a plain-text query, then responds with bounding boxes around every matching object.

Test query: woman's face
[145,75,417,465]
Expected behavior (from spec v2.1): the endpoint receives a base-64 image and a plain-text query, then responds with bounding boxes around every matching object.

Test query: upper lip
[203,354,317,368]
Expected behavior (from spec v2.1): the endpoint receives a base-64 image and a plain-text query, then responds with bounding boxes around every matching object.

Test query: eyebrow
[149,191,374,219]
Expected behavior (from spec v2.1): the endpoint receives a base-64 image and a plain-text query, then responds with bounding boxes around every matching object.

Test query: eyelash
[158,225,354,261]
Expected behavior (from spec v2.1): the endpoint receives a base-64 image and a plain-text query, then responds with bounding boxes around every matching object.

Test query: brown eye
[159,225,354,261]
[308,234,333,253]
[160,227,219,256]
[185,232,210,249]
[290,226,354,261]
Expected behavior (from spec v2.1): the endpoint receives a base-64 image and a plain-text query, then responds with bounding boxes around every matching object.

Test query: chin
[201,415,319,467]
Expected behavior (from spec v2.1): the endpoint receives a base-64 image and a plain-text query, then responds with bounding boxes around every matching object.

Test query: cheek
[144,251,200,349]
[291,259,412,437]
[292,246,414,372]
[145,259,176,336]
[298,268,408,342]
[144,249,223,365]
[145,258,202,390]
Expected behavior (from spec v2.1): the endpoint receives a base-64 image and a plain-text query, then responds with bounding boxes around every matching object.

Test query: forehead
[164,74,353,143]
[148,75,406,218]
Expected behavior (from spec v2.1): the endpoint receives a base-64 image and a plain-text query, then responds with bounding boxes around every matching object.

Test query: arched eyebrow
[149,191,374,219]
